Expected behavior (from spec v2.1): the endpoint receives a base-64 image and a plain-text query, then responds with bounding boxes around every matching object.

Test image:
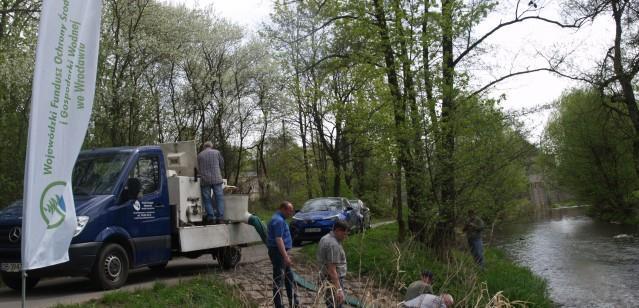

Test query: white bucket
[223,194,251,222]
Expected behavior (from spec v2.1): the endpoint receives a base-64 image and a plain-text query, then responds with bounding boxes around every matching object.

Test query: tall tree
[563,0,639,177]
[543,89,637,222]
[0,0,39,205]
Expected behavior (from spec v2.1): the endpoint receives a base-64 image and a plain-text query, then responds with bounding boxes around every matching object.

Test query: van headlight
[327,214,340,221]
[74,216,89,237]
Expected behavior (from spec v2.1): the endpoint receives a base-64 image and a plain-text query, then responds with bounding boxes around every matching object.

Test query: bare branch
[454,15,583,66]
[290,15,358,45]
[469,53,600,99]
[468,68,551,98]
[302,53,349,73]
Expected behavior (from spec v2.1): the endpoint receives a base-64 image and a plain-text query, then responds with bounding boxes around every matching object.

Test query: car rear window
[301,199,343,212]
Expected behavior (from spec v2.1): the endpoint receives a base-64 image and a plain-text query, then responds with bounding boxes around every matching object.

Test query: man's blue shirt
[267,211,292,249]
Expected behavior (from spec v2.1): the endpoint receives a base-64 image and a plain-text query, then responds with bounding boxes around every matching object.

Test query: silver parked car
[348,199,371,231]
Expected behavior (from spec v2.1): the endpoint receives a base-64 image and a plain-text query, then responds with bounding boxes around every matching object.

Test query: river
[495,207,639,307]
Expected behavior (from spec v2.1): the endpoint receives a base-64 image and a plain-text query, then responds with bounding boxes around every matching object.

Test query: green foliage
[302,223,552,307]
[542,89,639,223]
[54,276,254,308]
[0,1,275,208]
[453,98,532,224]
[262,133,314,206]
[0,1,38,206]
[0,0,538,237]
[257,125,395,216]
[265,0,545,245]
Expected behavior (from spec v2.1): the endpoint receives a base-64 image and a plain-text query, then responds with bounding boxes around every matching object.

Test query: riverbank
[51,221,552,307]
[301,223,553,307]
[550,202,639,225]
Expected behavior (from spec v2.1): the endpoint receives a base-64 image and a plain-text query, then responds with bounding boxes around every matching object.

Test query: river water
[495,207,639,307]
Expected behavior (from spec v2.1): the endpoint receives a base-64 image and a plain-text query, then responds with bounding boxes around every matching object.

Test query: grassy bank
[56,276,254,308]
[302,223,552,307]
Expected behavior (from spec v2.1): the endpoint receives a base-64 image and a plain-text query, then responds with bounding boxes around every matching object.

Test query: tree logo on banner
[39,181,67,229]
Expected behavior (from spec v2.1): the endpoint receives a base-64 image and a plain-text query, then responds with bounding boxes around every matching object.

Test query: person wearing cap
[405,270,434,301]
[317,220,350,308]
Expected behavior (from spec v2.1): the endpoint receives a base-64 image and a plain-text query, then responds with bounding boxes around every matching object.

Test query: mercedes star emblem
[8,227,21,243]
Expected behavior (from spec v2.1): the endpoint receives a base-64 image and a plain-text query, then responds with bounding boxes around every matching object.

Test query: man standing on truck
[267,201,299,308]
[197,141,225,224]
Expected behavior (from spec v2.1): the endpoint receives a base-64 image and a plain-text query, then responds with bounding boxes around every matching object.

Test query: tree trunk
[373,0,427,241]
[257,98,270,206]
[312,130,329,196]
[392,0,428,241]
[293,71,314,200]
[395,160,406,242]
[434,0,457,250]
[611,0,639,179]
[234,134,243,186]
[352,149,366,197]
[333,159,342,197]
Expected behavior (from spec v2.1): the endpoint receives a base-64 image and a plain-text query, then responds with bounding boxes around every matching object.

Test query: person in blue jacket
[267,201,299,308]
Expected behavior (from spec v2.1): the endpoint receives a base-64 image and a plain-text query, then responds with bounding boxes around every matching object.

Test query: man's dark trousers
[268,246,298,308]
[468,237,484,268]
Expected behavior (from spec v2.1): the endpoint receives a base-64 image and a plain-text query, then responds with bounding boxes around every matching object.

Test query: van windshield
[72,153,130,195]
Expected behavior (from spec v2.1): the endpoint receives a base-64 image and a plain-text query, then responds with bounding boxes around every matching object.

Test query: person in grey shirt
[403,293,454,308]
[317,220,349,308]
[197,141,225,223]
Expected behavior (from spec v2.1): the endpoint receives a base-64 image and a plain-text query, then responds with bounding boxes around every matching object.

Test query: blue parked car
[289,197,360,246]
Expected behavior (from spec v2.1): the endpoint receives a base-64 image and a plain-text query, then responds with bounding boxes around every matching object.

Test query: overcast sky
[164,0,612,142]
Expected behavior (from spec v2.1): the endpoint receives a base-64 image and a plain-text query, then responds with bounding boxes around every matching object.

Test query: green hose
[292,271,362,307]
[246,214,361,307]
[247,214,268,244]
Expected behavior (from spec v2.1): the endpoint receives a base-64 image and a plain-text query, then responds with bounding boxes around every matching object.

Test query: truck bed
[178,223,262,252]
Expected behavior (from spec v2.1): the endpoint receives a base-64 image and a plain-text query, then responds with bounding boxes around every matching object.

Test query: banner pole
[21,270,26,308]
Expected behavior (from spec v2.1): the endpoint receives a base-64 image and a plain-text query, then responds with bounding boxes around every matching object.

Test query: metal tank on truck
[0,141,267,291]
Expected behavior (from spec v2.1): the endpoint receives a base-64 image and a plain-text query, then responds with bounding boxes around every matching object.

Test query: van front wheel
[91,243,129,290]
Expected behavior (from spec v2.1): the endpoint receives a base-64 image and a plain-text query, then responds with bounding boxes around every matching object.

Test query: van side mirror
[120,178,141,203]
[346,206,353,211]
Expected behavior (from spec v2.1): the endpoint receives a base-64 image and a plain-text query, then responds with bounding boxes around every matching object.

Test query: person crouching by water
[267,201,299,308]
[318,220,350,308]
[405,270,434,301]
[463,209,485,268]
